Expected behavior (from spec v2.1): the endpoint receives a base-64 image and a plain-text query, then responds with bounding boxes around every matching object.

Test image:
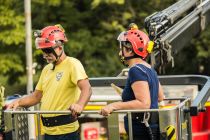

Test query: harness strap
[51,46,63,70]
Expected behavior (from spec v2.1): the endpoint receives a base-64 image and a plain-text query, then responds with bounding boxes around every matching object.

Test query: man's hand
[69,104,83,118]
[99,104,116,116]
[6,99,21,110]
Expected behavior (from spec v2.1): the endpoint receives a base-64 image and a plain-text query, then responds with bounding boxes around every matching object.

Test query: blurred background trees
[0,0,210,95]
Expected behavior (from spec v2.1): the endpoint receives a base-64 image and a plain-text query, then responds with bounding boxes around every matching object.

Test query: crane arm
[144,0,210,71]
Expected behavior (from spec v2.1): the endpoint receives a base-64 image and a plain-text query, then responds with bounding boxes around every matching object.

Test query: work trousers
[44,131,79,140]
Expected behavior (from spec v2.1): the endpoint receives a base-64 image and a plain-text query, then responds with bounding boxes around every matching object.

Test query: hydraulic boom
[145,0,210,71]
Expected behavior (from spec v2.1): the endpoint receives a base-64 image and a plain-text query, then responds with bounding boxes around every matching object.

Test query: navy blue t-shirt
[122,64,159,135]
[122,64,159,108]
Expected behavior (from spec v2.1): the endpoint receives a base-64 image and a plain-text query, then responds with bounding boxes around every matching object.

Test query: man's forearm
[18,94,40,107]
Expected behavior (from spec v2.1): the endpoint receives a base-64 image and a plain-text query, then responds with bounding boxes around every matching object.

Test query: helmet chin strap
[120,46,141,66]
[51,46,64,70]
[124,55,140,60]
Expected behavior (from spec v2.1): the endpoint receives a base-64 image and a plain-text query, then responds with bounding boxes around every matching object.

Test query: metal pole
[24,0,36,139]
[128,112,133,140]
[37,114,42,140]
[177,108,181,140]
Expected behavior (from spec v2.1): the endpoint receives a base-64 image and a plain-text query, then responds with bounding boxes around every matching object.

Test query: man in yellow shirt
[7,25,92,140]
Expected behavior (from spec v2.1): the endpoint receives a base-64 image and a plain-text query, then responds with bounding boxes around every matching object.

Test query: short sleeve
[128,66,147,84]
[35,68,45,91]
[71,59,88,85]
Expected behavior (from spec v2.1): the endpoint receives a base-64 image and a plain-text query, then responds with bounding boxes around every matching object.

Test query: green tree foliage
[0,0,25,84]
[0,0,25,45]
[0,0,210,94]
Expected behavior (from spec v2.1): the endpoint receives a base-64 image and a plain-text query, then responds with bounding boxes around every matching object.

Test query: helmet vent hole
[138,48,143,52]
[134,32,137,35]
[131,32,133,34]
[139,37,142,40]
[141,41,143,43]
[45,38,50,43]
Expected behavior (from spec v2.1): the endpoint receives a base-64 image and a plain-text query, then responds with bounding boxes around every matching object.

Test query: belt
[41,115,77,127]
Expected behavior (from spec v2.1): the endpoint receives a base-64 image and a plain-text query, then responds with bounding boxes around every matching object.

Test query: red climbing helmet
[117,25,153,59]
[34,24,68,49]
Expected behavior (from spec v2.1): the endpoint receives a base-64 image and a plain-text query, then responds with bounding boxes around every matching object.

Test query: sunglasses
[41,48,54,54]
[41,46,59,54]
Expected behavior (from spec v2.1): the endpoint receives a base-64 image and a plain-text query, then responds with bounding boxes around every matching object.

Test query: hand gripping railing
[5,97,191,140]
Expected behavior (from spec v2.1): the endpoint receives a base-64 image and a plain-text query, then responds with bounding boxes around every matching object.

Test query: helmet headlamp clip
[34,30,42,38]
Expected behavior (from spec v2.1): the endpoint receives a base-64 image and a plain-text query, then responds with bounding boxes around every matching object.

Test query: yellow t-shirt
[36,56,88,135]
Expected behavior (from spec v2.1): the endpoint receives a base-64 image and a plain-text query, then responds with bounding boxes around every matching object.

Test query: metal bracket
[200,14,206,31]
[163,41,174,68]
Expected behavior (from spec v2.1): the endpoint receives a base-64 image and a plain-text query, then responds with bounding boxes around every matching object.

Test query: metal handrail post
[185,99,193,140]
[107,101,120,140]
[177,107,182,140]
[128,112,133,140]
[37,113,42,140]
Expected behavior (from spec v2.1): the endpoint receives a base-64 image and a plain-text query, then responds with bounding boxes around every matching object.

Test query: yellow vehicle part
[84,105,104,110]
[165,125,176,140]
[159,104,176,109]
[205,101,210,107]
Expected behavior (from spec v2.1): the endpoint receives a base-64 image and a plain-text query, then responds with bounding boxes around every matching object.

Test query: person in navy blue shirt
[100,23,164,140]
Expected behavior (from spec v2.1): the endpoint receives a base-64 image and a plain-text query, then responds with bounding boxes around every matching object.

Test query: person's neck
[128,58,145,68]
[56,53,67,65]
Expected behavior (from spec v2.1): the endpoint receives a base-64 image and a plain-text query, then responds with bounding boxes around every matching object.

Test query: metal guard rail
[5,97,191,140]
